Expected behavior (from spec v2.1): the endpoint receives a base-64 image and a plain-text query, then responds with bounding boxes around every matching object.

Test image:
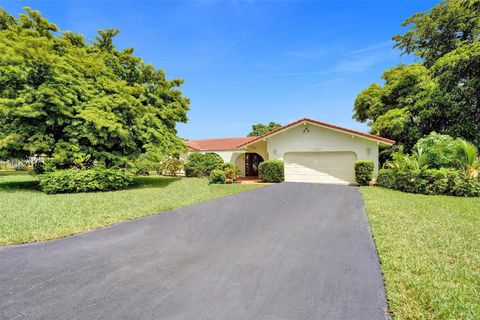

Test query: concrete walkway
[0,183,388,320]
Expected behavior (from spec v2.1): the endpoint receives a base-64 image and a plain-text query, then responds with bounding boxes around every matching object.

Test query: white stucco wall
[181,150,248,175]
[266,123,381,173]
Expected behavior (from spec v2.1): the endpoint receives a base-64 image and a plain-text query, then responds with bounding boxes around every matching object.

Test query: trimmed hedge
[39,168,134,194]
[376,168,480,197]
[209,169,226,184]
[258,160,284,183]
[354,160,374,186]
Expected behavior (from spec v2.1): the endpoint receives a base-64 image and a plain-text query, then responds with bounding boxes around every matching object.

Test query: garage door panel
[284,152,357,184]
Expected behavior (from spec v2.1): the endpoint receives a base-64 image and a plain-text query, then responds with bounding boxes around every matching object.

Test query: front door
[245,153,264,176]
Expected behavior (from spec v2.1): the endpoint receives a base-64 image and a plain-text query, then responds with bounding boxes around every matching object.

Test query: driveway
[0,183,388,320]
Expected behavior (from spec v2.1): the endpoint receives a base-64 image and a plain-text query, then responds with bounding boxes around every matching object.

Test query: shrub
[130,158,156,176]
[414,133,463,169]
[354,160,374,186]
[39,168,134,194]
[258,160,284,183]
[209,169,226,184]
[159,157,184,176]
[376,169,397,189]
[452,178,480,197]
[184,153,223,177]
[223,162,240,182]
[376,168,480,197]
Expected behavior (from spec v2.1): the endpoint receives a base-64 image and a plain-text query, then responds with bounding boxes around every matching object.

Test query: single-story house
[181,118,395,184]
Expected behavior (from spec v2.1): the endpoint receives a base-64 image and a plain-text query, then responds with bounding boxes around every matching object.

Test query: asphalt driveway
[0,183,388,320]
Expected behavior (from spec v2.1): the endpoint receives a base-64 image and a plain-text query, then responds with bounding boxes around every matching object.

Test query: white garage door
[284,152,357,184]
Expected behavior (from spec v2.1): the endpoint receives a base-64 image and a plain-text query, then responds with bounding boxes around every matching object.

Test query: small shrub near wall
[39,168,134,194]
[258,160,284,183]
[209,170,226,184]
[354,160,374,186]
[376,168,480,197]
[223,162,240,183]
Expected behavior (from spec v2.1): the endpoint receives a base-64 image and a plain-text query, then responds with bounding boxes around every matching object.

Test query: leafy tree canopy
[247,122,282,137]
[354,0,480,149]
[393,0,480,68]
[0,7,190,169]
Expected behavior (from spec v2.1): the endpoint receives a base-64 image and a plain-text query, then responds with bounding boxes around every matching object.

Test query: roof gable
[237,118,395,147]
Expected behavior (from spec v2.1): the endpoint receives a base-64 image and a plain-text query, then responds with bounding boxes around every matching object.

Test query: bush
[159,157,184,176]
[452,178,480,197]
[376,169,397,189]
[130,158,156,176]
[209,169,226,184]
[354,160,374,186]
[184,153,223,177]
[223,162,240,182]
[258,160,284,183]
[414,133,463,169]
[39,168,134,194]
[376,168,479,197]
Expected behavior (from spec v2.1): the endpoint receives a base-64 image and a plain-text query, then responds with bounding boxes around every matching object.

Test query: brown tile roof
[185,118,395,151]
[185,137,258,151]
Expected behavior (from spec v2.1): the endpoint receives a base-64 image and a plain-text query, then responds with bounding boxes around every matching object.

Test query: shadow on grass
[0,179,40,192]
[130,175,182,189]
[0,171,31,176]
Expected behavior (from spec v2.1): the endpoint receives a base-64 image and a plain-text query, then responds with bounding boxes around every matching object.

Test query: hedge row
[377,168,480,197]
[39,168,134,194]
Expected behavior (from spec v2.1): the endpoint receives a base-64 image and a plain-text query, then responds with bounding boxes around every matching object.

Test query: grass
[361,187,480,320]
[0,174,262,246]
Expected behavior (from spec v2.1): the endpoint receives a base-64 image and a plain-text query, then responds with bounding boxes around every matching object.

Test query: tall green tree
[354,0,480,149]
[353,64,436,148]
[0,7,190,169]
[247,122,282,137]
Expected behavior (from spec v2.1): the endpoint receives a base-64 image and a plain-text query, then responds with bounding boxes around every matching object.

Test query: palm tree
[457,139,479,179]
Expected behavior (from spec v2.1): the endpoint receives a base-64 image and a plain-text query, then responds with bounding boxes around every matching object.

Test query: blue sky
[3,0,436,139]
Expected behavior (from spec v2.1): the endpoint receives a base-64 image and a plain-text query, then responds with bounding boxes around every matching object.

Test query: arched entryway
[245,153,264,177]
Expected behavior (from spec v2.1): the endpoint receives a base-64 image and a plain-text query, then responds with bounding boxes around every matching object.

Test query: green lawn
[361,187,480,320]
[0,174,261,246]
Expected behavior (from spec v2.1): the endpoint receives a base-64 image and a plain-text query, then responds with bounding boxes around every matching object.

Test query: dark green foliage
[184,153,223,177]
[375,169,397,189]
[0,7,189,169]
[376,168,479,197]
[258,160,284,183]
[39,168,134,194]
[354,1,480,149]
[452,178,480,197]
[247,122,282,137]
[393,0,480,68]
[354,160,374,186]
[208,169,226,184]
